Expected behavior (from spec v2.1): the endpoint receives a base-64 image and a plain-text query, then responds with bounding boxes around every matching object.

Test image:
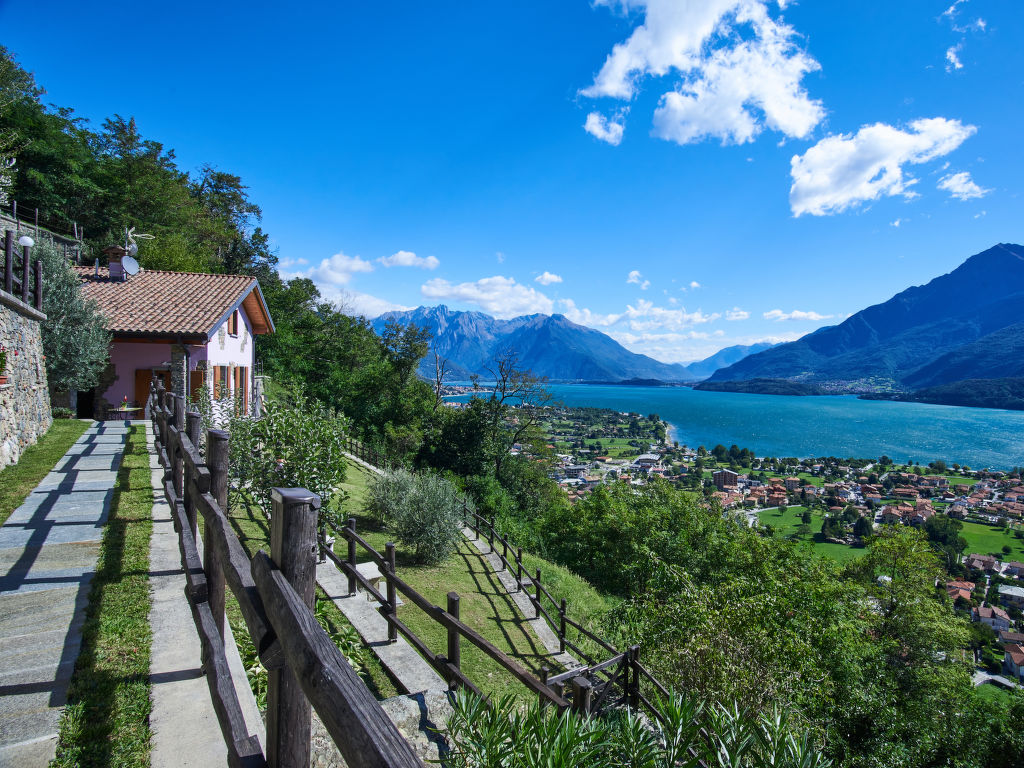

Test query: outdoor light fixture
[17,235,34,247]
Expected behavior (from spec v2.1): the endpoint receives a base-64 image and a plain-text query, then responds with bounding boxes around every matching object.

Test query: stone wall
[0,288,51,465]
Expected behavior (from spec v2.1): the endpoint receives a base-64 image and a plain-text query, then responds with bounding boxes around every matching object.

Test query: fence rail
[149,381,424,768]
[339,434,670,721]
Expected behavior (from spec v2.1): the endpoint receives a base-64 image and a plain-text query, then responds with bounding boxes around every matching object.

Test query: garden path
[0,422,127,766]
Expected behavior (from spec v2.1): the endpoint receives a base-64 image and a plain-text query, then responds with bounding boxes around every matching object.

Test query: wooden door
[135,369,171,404]
[189,371,205,402]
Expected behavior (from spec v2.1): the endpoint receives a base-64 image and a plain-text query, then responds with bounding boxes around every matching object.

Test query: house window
[227,310,239,336]
[213,365,230,398]
[234,366,249,414]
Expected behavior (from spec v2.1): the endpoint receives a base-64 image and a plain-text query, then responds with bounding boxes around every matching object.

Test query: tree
[853,516,873,539]
[923,514,968,570]
[36,239,109,395]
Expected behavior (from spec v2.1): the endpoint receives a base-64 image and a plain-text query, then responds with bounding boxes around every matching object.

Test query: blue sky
[2,0,1020,363]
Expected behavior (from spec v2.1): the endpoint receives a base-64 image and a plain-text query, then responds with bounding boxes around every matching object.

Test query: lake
[536,385,1024,470]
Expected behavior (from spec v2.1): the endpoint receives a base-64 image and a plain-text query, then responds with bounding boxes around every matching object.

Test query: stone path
[145,424,264,767]
[0,422,128,767]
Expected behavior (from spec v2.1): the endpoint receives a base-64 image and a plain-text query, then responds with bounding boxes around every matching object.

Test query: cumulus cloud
[763,308,833,322]
[336,290,413,319]
[583,0,824,146]
[789,117,977,216]
[689,281,701,289]
[725,307,750,321]
[938,171,990,200]
[558,298,622,327]
[626,270,650,290]
[535,271,563,286]
[284,250,374,286]
[584,112,626,145]
[945,44,963,71]
[624,299,720,331]
[420,276,553,318]
[378,250,440,269]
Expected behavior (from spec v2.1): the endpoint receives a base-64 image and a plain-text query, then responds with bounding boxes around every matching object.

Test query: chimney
[103,245,128,281]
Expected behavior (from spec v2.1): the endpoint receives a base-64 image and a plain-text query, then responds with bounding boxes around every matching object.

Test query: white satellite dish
[122,254,140,276]
[127,242,138,258]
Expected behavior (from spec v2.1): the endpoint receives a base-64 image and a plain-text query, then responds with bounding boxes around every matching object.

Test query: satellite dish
[122,254,140,276]
[127,242,138,258]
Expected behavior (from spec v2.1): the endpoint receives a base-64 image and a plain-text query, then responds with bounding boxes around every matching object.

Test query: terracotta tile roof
[75,266,272,338]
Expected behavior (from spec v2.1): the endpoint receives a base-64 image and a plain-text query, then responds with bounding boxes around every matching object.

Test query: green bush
[365,468,466,564]
[443,688,832,768]
[51,407,74,419]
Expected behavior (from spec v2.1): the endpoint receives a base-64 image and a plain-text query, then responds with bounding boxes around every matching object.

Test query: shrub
[51,407,74,419]
[365,468,465,564]
[443,688,832,768]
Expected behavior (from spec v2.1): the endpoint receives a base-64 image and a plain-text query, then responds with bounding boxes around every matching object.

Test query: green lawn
[756,504,868,563]
[0,418,91,525]
[53,425,154,767]
[975,682,1017,706]
[960,521,1024,560]
[336,462,616,701]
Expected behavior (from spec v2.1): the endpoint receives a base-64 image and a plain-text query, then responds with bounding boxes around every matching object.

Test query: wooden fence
[149,381,424,768]
[339,435,671,722]
[2,229,42,310]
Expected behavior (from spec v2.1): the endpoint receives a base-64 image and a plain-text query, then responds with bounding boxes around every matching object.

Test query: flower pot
[0,375,8,385]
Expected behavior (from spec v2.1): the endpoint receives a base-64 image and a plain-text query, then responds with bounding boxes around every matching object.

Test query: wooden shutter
[213,366,222,397]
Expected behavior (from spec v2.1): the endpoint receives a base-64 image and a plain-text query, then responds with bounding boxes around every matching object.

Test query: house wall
[102,341,177,406]
[0,289,52,465]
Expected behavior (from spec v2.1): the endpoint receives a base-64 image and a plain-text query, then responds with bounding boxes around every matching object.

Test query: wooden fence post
[487,516,494,552]
[20,241,29,304]
[515,548,522,592]
[346,517,357,595]
[540,665,550,708]
[534,569,542,618]
[267,487,321,768]
[3,231,12,294]
[33,259,42,310]
[571,676,593,716]
[385,542,398,643]
[447,592,461,684]
[559,599,567,654]
[206,429,229,639]
[173,395,186,505]
[628,645,641,710]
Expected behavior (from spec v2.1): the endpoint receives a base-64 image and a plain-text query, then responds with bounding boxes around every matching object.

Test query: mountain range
[708,243,1024,390]
[372,305,772,382]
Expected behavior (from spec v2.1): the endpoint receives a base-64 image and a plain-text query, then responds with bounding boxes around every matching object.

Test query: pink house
[75,255,273,418]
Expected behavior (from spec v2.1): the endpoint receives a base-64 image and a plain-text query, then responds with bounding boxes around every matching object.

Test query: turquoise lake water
[533,385,1024,470]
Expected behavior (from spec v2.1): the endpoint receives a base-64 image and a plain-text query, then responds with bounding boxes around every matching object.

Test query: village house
[998,584,1024,610]
[946,580,975,602]
[75,255,274,418]
[965,553,1000,573]
[1003,643,1024,682]
[974,604,1012,632]
[1003,561,1024,580]
[713,468,739,491]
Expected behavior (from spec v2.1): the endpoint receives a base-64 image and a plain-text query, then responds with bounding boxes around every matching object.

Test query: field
[756,504,868,564]
[960,520,1024,560]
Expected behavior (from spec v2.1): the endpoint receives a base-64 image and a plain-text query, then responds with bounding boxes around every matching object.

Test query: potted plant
[0,345,8,385]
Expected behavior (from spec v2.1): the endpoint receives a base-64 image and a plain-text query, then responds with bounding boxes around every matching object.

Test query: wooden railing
[335,439,670,721]
[149,381,424,768]
[2,229,43,310]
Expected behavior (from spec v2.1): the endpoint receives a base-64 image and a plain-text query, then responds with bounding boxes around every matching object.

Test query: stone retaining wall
[0,288,51,465]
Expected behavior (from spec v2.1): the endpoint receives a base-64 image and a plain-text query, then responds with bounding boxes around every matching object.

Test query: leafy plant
[364,467,466,565]
[442,689,832,768]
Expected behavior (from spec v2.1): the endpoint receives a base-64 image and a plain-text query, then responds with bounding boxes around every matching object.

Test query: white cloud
[890,218,906,228]
[763,308,833,322]
[336,290,413,319]
[974,210,987,219]
[535,271,563,286]
[584,112,626,145]
[558,298,622,327]
[689,280,701,289]
[725,307,750,321]
[938,170,990,201]
[789,117,977,216]
[378,250,440,270]
[945,44,963,71]
[420,276,553,318]
[626,270,643,284]
[583,0,823,146]
[624,299,720,331]
[285,250,374,286]
[496,251,505,263]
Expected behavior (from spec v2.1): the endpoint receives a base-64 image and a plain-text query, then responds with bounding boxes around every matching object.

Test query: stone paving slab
[0,422,129,766]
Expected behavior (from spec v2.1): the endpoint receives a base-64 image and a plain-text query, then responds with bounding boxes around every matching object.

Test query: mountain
[708,243,1024,390]
[682,342,777,380]
[373,306,715,382]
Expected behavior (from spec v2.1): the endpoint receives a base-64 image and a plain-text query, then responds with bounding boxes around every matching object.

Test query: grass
[975,682,1016,706]
[337,462,616,701]
[756,504,868,564]
[960,520,1024,560]
[52,425,154,767]
[0,419,90,525]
